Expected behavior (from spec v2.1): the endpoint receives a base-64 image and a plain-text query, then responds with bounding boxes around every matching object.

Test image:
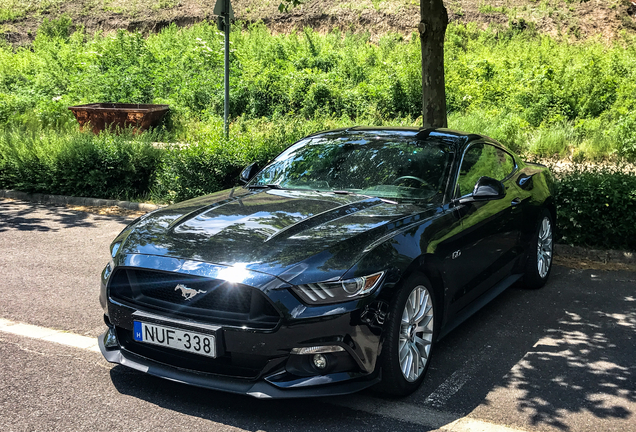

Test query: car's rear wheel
[523,208,554,289]
[377,274,436,396]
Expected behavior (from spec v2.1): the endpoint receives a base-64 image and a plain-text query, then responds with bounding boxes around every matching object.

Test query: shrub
[0,128,162,199]
[555,167,636,250]
[612,112,636,160]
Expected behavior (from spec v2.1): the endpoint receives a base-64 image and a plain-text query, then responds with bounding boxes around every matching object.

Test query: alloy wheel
[398,285,434,382]
[537,216,553,279]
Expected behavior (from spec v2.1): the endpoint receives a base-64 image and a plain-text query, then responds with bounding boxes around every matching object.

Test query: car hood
[120,188,434,282]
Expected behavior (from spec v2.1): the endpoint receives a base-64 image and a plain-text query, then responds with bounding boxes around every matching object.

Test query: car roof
[304,127,489,151]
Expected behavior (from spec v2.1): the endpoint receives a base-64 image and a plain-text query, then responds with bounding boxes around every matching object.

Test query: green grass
[3,19,636,161]
[0,0,67,22]
[478,4,509,14]
[3,18,636,161]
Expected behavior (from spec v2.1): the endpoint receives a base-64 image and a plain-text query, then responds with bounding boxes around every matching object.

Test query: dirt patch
[66,204,147,217]
[2,0,635,46]
[554,255,636,273]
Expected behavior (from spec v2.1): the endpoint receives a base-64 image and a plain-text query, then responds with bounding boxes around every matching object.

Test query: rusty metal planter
[68,103,170,134]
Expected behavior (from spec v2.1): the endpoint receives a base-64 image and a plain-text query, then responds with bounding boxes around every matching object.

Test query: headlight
[110,242,121,258]
[292,271,384,305]
[106,241,122,277]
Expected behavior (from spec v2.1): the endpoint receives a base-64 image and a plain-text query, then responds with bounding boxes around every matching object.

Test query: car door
[443,142,522,313]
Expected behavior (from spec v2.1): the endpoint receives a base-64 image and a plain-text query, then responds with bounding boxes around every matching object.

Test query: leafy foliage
[2,18,636,250]
[0,128,162,199]
[555,167,636,250]
[2,19,636,160]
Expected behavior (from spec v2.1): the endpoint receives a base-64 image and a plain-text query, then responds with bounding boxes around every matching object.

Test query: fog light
[313,354,328,369]
[103,327,118,349]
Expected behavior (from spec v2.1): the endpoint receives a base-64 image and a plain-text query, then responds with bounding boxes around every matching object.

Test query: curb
[0,189,162,212]
[2,189,634,266]
[554,244,635,266]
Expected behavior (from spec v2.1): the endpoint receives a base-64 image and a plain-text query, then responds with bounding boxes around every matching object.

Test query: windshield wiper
[247,184,282,190]
[330,190,398,205]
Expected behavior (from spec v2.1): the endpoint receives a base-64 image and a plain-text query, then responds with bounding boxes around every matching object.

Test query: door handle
[511,198,522,206]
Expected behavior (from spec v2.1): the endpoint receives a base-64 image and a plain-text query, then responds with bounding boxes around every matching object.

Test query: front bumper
[100,276,389,397]
[99,299,384,398]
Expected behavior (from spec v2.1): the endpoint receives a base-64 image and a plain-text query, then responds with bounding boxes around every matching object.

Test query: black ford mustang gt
[99,127,555,398]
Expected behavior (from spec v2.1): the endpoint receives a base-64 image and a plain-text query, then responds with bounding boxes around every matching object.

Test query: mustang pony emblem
[175,284,207,300]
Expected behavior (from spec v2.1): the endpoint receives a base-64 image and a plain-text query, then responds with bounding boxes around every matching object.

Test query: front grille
[109,268,280,329]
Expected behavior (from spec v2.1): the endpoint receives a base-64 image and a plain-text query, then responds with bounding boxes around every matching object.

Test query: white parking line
[331,395,460,428]
[424,353,484,408]
[0,317,528,432]
[443,418,529,432]
[0,318,100,352]
[331,395,528,432]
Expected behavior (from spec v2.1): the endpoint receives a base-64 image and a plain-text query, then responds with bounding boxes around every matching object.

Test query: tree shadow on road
[494,285,636,430]
[408,267,636,431]
[0,199,129,232]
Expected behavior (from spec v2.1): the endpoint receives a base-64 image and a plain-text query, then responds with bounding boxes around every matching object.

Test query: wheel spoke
[410,343,421,378]
[539,258,547,278]
[541,219,549,239]
[416,314,433,331]
[415,331,433,343]
[402,348,413,378]
[401,308,410,325]
[412,291,429,322]
[399,339,409,362]
[406,292,415,321]
[424,341,431,357]
[413,336,431,359]
[543,239,553,252]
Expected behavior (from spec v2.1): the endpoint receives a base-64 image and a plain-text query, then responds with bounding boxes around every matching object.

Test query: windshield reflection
[251,136,451,200]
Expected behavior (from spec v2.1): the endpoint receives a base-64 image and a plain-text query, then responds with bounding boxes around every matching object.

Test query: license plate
[133,321,216,358]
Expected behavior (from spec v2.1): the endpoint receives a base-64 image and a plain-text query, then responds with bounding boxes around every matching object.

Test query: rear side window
[456,144,516,196]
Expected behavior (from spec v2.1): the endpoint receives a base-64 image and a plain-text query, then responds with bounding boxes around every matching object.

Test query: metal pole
[223,0,230,138]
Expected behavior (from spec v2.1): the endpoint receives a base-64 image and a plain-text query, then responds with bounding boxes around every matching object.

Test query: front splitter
[98,331,380,399]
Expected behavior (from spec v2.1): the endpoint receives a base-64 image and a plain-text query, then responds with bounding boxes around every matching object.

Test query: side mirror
[240,162,259,184]
[459,176,505,204]
[517,173,534,190]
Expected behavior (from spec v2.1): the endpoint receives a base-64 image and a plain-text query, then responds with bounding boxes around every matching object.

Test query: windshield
[250,135,452,200]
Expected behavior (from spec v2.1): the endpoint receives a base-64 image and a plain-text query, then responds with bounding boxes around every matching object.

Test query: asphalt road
[1,199,634,432]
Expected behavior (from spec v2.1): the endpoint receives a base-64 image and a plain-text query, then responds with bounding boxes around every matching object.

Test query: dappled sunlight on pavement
[477,274,635,431]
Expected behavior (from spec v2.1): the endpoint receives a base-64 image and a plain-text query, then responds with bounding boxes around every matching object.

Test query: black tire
[376,273,438,397]
[523,208,554,289]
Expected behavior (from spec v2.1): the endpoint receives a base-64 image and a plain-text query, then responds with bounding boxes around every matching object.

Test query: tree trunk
[419,0,448,128]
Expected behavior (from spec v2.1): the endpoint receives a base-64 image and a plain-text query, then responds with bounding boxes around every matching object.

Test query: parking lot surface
[1,199,634,432]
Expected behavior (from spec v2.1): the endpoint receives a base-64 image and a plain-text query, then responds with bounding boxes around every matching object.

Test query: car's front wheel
[377,274,436,396]
[523,208,554,289]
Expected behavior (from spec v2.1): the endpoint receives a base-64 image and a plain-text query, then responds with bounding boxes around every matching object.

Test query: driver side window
[457,144,515,197]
